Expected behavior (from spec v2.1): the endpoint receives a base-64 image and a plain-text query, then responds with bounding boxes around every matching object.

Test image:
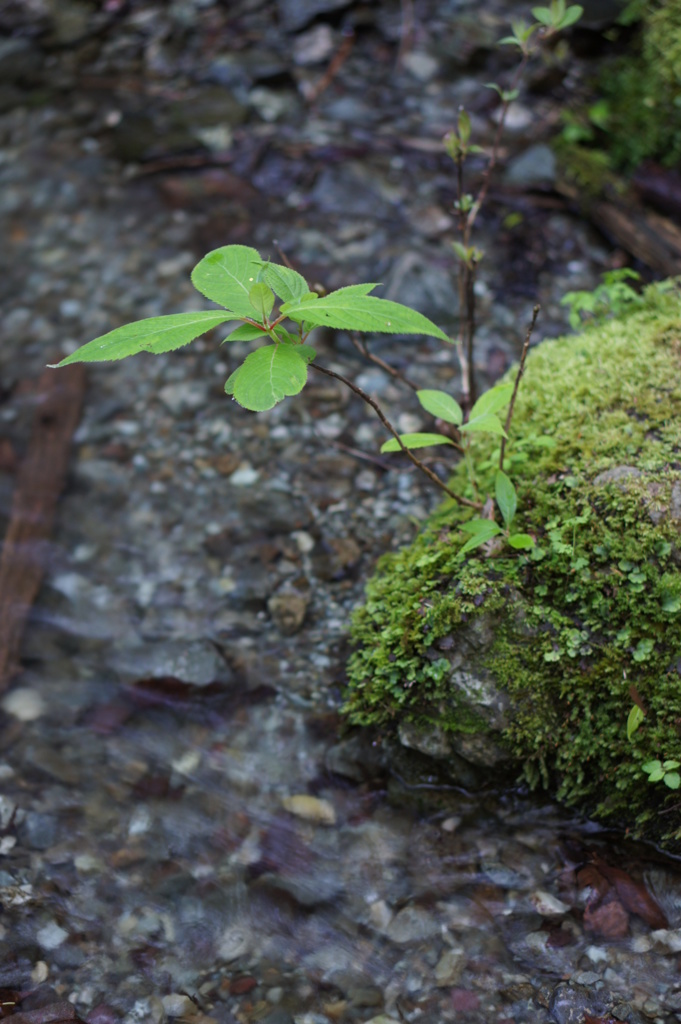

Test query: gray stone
[268,585,310,636]
[112,639,226,686]
[277,0,352,32]
[385,905,440,944]
[505,144,557,188]
[549,983,610,1024]
[18,812,58,851]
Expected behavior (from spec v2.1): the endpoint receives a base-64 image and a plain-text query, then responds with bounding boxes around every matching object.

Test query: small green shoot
[627,704,645,740]
[642,759,681,790]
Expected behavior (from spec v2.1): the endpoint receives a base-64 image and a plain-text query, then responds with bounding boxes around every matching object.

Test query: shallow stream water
[2,2,681,1022]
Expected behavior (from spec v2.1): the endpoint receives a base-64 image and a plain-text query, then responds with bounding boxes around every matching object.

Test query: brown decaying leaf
[583,1015,621,1024]
[583,894,629,938]
[592,855,668,930]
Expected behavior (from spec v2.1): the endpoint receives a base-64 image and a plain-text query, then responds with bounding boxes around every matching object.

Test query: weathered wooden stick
[0,366,86,692]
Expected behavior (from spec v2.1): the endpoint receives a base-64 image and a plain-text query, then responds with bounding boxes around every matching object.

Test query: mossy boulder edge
[345,284,681,847]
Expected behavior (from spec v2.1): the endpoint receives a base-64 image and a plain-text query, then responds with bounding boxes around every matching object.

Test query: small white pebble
[37,922,68,950]
[2,688,45,721]
[31,961,49,984]
[282,794,336,825]
[162,993,198,1018]
[530,890,570,916]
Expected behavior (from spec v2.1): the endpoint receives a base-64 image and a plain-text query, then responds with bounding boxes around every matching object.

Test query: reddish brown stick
[0,366,86,692]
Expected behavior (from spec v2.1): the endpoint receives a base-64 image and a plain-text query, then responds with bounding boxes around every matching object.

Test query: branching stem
[310,363,480,509]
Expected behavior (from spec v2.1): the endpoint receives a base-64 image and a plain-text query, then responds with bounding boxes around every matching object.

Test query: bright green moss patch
[346,284,681,845]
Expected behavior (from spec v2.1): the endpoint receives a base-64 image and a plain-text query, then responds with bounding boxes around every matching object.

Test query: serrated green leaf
[416,389,463,426]
[224,365,241,395]
[295,344,317,365]
[249,282,275,320]
[281,285,451,342]
[49,311,234,367]
[627,704,644,740]
[470,382,514,419]
[380,432,456,454]
[279,284,373,315]
[222,323,269,343]
[508,533,535,549]
[232,344,310,411]
[495,470,517,527]
[191,245,265,318]
[261,262,309,304]
[664,771,680,789]
[460,413,507,437]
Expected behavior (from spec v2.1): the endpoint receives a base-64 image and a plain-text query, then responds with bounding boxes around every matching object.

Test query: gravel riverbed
[2,2,681,1022]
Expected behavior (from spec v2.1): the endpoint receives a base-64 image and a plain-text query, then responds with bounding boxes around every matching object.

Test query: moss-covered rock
[345,283,681,847]
[560,0,681,178]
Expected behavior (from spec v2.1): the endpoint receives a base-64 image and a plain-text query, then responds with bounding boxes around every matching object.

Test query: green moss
[346,283,681,845]
[560,0,681,176]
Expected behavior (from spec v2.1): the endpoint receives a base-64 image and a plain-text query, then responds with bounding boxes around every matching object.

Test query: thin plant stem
[349,333,420,392]
[499,304,540,472]
[468,51,529,232]
[310,363,480,509]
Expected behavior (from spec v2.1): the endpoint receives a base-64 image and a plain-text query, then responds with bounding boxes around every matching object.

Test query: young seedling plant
[51,3,583,557]
[51,243,539,553]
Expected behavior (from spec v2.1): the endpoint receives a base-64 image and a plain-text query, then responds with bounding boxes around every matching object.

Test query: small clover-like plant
[561,268,644,330]
[642,759,681,790]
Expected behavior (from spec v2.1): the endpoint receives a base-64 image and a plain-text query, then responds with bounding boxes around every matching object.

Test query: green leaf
[231,344,310,411]
[261,262,310,304]
[642,760,662,774]
[460,413,507,437]
[281,285,451,342]
[627,704,645,740]
[662,594,681,613]
[458,109,471,145]
[664,771,680,789]
[532,6,554,25]
[224,365,241,395]
[633,638,655,662]
[49,311,234,367]
[191,245,265,318]
[380,432,456,453]
[558,4,582,29]
[249,282,275,320]
[663,760,681,771]
[295,344,317,364]
[495,470,517,527]
[508,533,535,550]
[648,767,665,783]
[450,240,473,264]
[457,519,503,558]
[470,382,514,419]
[222,323,269,342]
[460,519,503,536]
[416,389,463,426]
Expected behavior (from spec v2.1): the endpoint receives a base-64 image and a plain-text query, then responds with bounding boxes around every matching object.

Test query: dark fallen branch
[0,366,86,692]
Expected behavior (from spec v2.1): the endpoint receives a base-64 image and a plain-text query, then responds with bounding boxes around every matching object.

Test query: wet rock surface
[1,1,681,1022]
